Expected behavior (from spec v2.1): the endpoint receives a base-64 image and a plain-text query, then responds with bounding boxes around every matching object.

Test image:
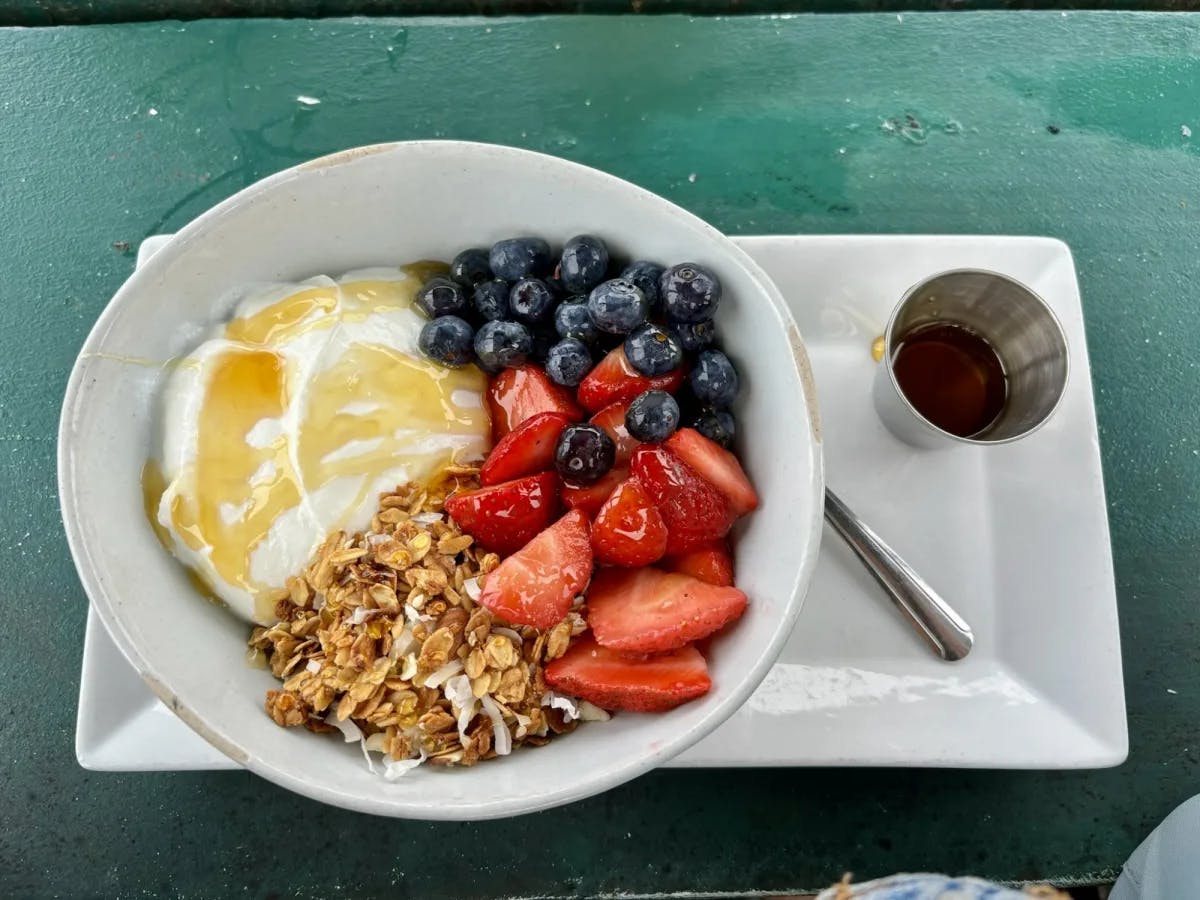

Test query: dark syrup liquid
[892,323,1008,438]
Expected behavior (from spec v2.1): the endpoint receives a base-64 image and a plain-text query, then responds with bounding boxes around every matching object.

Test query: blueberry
[625,390,681,443]
[545,338,593,388]
[671,320,716,355]
[661,263,721,323]
[555,424,616,485]
[472,278,511,322]
[415,277,467,319]
[555,300,601,344]
[418,316,475,367]
[560,235,610,294]
[693,407,735,448]
[474,320,532,370]
[624,323,683,377]
[449,248,492,288]
[509,278,557,325]
[587,278,649,335]
[621,260,665,314]
[690,349,740,407]
[489,237,553,281]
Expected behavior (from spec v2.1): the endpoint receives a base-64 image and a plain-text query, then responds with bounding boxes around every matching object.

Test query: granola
[250,465,606,772]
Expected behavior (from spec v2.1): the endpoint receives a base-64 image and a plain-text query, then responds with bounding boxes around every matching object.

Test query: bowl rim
[58,140,825,819]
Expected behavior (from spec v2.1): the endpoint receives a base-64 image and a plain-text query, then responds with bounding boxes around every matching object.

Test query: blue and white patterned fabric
[816,874,1058,899]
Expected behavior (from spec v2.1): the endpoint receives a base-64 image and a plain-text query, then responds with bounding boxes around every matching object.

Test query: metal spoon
[823,488,974,662]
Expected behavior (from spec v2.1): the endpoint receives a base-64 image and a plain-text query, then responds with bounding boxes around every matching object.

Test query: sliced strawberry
[589,401,641,466]
[562,466,628,518]
[664,428,759,517]
[662,540,735,587]
[591,478,668,567]
[488,365,583,442]
[630,446,733,554]
[577,346,686,413]
[477,509,592,628]
[544,635,711,712]
[480,412,571,486]
[587,567,747,653]
[445,472,559,556]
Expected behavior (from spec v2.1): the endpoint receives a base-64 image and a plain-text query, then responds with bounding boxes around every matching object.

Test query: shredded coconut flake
[404,602,435,626]
[324,711,364,743]
[411,511,444,525]
[305,659,322,674]
[383,752,426,781]
[360,740,376,774]
[463,577,481,601]
[446,673,479,742]
[366,532,390,546]
[541,690,581,722]
[445,674,474,709]
[480,695,512,756]
[457,702,478,743]
[514,711,532,738]
[577,700,611,722]
[349,607,377,626]
[421,659,464,688]
[389,625,416,659]
[399,653,418,681]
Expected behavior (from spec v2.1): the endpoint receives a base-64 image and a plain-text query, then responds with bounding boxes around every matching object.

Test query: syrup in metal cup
[873,269,1069,449]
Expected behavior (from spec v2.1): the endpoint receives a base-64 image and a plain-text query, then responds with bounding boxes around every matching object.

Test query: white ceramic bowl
[59,142,823,819]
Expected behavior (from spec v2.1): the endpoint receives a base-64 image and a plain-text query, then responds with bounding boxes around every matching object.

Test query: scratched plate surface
[77,233,1126,772]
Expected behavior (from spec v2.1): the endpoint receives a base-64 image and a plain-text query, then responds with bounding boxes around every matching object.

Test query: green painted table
[5,11,1199,897]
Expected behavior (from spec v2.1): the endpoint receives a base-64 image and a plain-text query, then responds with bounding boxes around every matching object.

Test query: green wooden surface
[4,11,1200,897]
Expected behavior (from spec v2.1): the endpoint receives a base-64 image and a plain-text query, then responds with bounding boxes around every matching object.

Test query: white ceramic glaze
[59,143,824,819]
[76,234,1126,775]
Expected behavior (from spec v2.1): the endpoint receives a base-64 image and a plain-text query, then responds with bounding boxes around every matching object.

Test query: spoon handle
[823,488,974,662]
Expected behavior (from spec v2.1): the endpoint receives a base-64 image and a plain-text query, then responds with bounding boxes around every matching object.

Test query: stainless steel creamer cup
[873,269,1069,449]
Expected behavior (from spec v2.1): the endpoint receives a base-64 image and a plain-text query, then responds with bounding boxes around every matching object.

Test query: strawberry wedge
[577,346,686,413]
[662,540,735,587]
[445,472,559,556]
[591,478,668,567]
[664,428,758,517]
[544,636,711,712]
[631,445,733,554]
[488,364,583,441]
[562,466,627,518]
[477,509,592,628]
[480,412,571,486]
[587,567,747,653]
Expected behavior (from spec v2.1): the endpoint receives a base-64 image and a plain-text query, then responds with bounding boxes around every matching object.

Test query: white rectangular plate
[76,234,1126,772]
